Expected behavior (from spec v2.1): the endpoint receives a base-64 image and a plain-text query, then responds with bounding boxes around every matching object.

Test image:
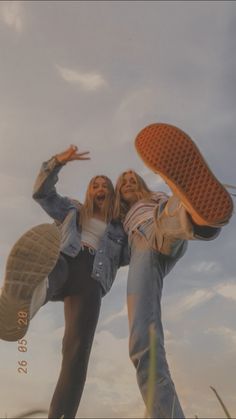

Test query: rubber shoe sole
[135,123,233,226]
[0,223,60,341]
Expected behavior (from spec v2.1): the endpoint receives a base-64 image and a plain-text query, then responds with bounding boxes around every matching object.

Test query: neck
[126,196,139,208]
[93,208,106,222]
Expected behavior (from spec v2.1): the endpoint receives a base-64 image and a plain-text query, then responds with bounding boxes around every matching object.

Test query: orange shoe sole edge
[135,123,234,227]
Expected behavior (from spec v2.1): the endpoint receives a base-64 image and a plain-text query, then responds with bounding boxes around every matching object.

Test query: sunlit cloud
[167,288,215,320]
[101,304,127,327]
[165,328,190,348]
[166,279,236,322]
[0,1,24,33]
[81,330,143,418]
[56,65,108,91]
[216,282,236,301]
[177,289,215,312]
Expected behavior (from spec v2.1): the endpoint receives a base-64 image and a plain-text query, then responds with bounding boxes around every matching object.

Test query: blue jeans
[127,228,187,418]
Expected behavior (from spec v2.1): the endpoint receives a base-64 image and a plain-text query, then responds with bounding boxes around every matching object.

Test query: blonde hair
[113,170,152,221]
[79,175,114,226]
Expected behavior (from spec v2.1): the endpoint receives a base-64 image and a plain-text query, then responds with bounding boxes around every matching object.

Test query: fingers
[72,151,91,160]
[77,151,89,156]
[55,145,91,163]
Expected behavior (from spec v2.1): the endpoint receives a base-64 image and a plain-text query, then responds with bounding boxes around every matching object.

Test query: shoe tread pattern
[0,223,60,341]
[135,123,233,226]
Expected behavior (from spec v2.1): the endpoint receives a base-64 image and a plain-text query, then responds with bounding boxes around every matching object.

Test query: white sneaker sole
[0,223,60,341]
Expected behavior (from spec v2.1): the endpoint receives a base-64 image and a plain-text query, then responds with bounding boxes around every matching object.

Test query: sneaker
[0,223,60,341]
[135,123,233,227]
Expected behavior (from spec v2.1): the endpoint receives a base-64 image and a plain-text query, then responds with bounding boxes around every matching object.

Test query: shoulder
[67,198,83,211]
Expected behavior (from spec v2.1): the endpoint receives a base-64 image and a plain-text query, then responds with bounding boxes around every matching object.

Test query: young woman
[32,145,130,419]
[113,123,233,419]
[0,145,129,418]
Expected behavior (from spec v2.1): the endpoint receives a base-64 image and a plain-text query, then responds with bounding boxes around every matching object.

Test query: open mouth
[95,194,106,204]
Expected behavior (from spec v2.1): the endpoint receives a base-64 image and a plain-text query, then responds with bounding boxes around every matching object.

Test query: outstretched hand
[55,145,90,164]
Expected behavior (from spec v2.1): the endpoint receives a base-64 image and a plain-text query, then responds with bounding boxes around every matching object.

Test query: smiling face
[113,170,152,221]
[120,171,139,205]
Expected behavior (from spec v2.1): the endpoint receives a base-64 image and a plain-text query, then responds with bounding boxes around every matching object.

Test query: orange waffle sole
[135,123,233,226]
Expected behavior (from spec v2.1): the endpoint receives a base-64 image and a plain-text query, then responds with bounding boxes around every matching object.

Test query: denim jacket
[32,157,130,296]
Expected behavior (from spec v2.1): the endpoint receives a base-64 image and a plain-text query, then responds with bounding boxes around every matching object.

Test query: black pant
[47,249,102,418]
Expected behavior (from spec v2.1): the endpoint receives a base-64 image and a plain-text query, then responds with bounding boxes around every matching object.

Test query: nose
[97,186,106,194]
[125,178,132,186]
[125,180,134,189]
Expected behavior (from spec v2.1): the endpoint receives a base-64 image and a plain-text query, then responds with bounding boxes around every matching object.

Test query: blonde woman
[113,123,233,419]
[0,145,129,418]
[32,145,130,418]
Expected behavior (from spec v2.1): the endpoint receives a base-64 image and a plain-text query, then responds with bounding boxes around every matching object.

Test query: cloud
[205,326,236,346]
[139,167,167,191]
[0,1,24,33]
[166,288,215,321]
[165,328,190,348]
[177,289,215,312]
[56,65,108,91]
[216,282,236,301]
[101,303,127,327]
[166,278,236,322]
[190,260,221,274]
[79,330,144,418]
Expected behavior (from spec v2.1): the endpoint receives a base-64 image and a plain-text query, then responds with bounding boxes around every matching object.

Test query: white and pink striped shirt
[123,192,168,237]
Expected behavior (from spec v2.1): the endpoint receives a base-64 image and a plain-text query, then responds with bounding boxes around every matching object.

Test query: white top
[123,192,168,238]
[81,217,107,250]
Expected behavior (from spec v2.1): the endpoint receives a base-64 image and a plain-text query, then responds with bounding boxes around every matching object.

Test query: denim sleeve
[32,157,76,223]
[119,241,130,266]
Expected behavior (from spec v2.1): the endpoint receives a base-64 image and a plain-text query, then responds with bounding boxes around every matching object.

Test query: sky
[0,1,235,418]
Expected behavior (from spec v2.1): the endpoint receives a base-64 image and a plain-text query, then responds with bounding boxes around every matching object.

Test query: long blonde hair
[113,170,152,221]
[79,175,114,226]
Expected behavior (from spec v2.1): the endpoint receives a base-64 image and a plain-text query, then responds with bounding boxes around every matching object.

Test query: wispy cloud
[176,289,215,313]
[216,282,236,301]
[205,326,236,346]
[190,260,221,274]
[0,1,24,33]
[166,288,215,321]
[166,279,236,321]
[56,65,108,91]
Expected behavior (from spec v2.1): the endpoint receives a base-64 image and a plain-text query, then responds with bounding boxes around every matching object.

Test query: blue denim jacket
[32,157,130,296]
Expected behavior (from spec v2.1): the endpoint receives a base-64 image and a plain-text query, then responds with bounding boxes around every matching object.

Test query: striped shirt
[123,192,169,237]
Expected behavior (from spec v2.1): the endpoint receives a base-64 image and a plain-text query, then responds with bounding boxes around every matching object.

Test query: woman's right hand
[55,145,90,164]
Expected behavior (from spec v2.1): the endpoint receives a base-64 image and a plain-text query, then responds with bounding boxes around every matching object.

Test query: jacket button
[98,262,103,266]
[99,250,103,254]
[96,273,100,277]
